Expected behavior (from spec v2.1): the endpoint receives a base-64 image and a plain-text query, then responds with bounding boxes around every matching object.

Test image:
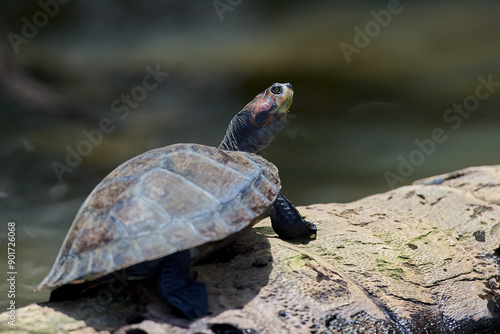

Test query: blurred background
[1,0,499,308]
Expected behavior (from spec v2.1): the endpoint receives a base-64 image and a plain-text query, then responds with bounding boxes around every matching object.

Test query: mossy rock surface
[2,165,500,333]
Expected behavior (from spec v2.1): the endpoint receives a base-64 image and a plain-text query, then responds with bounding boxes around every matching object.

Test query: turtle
[37,82,317,319]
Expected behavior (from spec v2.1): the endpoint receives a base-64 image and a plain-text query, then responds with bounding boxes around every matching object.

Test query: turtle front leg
[269,192,317,240]
[157,250,208,319]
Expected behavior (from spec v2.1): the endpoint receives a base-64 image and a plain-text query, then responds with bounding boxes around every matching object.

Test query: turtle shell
[37,143,280,290]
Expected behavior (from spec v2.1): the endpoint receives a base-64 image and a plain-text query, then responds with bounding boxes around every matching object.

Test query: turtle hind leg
[162,279,208,320]
[157,250,208,320]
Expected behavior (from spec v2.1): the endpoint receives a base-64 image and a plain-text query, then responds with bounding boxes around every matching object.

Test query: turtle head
[219,82,294,153]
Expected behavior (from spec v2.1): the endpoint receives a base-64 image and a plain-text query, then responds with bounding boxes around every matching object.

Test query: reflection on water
[1,1,499,309]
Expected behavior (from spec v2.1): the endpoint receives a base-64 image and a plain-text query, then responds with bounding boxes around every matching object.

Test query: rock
[2,165,500,333]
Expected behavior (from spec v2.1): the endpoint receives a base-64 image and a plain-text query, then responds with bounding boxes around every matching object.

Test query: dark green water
[1,1,499,308]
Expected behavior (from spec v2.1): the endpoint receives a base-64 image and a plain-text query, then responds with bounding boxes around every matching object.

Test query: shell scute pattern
[163,151,251,204]
[260,162,280,187]
[37,143,280,289]
[220,200,256,230]
[86,177,139,211]
[253,174,280,204]
[111,234,147,269]
[190,213,234,239]
[113,199,166,238]
[72,214,121,253]
[57,210,95,255]
[140,169,217,219]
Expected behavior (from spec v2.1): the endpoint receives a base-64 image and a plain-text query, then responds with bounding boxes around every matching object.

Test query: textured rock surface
[2,165,500,333]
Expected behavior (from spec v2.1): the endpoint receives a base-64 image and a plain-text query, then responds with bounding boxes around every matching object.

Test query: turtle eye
[271,85,282,95]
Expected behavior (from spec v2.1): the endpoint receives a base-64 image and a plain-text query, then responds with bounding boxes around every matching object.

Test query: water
[1,0,499,309]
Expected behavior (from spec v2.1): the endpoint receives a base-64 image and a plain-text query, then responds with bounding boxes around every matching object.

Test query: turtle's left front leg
[269,192,317,240]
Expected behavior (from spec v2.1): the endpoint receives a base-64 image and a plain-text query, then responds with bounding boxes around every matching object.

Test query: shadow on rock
[33,229,274,333]
[194,229,274,318]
